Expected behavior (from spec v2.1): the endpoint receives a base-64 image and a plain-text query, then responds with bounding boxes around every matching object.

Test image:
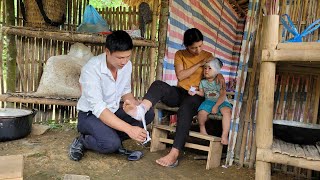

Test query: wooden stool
[0,155,24,180]
[150,103,223,169]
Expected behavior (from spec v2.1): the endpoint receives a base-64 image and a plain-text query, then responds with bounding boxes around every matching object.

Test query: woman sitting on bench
[123,28,225,168]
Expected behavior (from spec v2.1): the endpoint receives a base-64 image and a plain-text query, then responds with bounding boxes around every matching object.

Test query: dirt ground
[0,125,293,180]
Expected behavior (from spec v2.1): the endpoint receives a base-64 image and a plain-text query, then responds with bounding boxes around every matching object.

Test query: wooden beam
[153,124,221,141]
[159,138,210,151]
[256,148,320,171]
[0,94,77,106]
[277,66,320,75]
[262,49,320,62]
[277,42,320,50]
[228,0,247,16]
[2,26,158,47]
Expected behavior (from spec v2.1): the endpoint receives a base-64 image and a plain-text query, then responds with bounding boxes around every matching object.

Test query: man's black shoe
[69,136,85,161]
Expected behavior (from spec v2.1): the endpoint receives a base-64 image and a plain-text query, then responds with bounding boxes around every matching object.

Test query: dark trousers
[144,80,204,150]
[77,107,154,154]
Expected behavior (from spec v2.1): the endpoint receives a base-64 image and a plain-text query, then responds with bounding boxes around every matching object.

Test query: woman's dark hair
[105,30,133,53]
[183,28,204,47]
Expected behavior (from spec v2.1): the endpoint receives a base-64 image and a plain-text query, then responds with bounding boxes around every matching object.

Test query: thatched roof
[123,0,249,17]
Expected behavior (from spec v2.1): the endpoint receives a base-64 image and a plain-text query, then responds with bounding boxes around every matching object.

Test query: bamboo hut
[0,0,319,179]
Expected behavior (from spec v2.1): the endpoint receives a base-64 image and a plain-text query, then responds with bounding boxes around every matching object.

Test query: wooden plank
[303,145,320,161]
[272,139,281,153]
[0,94,77,106]
[1,26,158,47]
[150,125,167,152]
[316,142,320,153]
[0,155,23,180]
[277,42,320,50]
[63,174,90,180]
[262,49,320,62]
[153,124,221,141]
[256,148,320,171]
[206,141,223,169]
[294,144,305,158]
[159,138,210,152]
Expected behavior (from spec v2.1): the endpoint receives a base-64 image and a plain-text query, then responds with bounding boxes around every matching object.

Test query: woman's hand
[215,74,226,90]
[199,57,211,66]
[188,90,197,96]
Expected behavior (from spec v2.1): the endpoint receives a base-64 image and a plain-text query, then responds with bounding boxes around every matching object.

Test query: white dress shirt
[77,53,132,118]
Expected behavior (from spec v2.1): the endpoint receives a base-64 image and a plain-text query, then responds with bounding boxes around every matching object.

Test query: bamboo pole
[156,0,169,80]
[239,0,262,166]
[148,0,159,85]
[312,75,320,124]
[1,26,158,47]
[262,49,320,62]
[256,148,320,171]
[5,0,16,93]
[256,15,279,180]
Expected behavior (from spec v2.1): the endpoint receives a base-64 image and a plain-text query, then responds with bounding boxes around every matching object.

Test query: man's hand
[127,126,147,143]
[215,74,226,90]
[211,106,218,114]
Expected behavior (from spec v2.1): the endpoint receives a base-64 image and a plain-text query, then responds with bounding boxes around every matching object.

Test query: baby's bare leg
[197,110,209,135]
[220,107,232,145]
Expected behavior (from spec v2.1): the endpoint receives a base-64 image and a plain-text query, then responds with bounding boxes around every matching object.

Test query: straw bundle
[24,0,66,29]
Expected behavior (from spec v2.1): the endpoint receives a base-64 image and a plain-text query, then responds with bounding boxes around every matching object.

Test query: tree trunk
[5,0,16,93]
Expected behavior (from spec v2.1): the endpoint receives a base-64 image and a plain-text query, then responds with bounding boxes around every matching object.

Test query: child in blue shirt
[189,58,232,145]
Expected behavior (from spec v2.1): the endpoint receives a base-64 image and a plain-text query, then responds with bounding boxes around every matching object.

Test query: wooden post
[156,0,169,80]
[255,15,279,180]
[149,0,159,85]
[5,0,17,93]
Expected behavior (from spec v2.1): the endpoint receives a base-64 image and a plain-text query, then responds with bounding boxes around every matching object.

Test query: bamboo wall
[97,6,152,39]
[0,0,158,123]
[234,0,319,179]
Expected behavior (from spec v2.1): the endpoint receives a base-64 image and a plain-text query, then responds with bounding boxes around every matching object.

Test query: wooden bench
[150,102,227,169]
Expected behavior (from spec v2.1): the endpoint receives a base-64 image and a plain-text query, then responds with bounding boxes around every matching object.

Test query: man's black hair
[183,28,204,47]
[105,30,133,53]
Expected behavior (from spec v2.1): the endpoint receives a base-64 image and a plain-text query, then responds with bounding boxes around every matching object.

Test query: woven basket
[24,0,66,29]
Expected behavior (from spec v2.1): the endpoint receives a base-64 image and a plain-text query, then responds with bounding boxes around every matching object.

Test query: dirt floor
[0,124,294,180]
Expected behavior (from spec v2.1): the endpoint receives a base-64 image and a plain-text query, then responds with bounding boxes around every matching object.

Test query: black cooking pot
[273,120,320,145]
[0,108,37,142]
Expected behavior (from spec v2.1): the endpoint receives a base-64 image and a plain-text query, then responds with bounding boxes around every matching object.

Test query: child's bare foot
[156,148,179,167]
[221,135,228,145]
[123,100,138,118]
[199,126,208,135]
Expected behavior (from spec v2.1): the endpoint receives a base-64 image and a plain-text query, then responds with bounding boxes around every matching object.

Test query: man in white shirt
[69,30,154,161]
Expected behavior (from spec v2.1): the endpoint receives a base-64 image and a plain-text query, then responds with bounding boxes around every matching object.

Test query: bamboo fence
[0,0,159,124]
[97,6,152,39]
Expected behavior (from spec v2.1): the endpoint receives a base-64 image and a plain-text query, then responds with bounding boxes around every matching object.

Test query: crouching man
[69,30,154,161]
